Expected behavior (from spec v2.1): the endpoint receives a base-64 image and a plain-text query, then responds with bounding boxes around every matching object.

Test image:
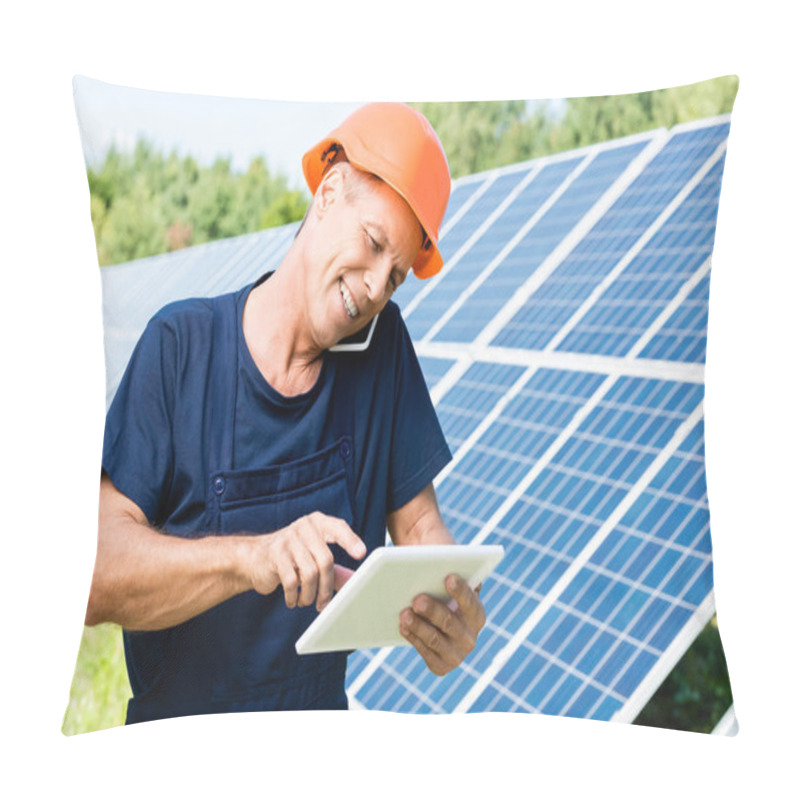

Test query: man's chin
[328,317,374,349]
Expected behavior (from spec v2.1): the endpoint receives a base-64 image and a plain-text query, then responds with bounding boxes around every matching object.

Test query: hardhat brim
[302,137,446,280]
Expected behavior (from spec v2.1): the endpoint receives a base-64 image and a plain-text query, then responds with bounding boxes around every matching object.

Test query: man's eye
[367,232,381,252]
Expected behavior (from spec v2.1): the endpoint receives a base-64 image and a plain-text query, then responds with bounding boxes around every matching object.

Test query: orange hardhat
[302,103,451,279]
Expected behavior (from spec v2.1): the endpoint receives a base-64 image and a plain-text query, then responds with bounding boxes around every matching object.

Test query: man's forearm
[388,483,455,547]
[87,515,256,631]
[408,518,455,546]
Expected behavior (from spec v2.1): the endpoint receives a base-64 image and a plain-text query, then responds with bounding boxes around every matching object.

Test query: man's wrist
[226,535,261,595]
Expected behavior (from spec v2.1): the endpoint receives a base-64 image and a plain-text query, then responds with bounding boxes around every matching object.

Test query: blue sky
[73,75,366,190]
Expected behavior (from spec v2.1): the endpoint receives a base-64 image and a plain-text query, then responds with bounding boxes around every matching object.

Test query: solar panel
[427,140,656,344]
[552,158,726,357]
[345,115,731,721]
[638,271,711,363]
[98,113,732,726]
[100,223,300,405]
[488,124,729,352]
[416,356,459,392]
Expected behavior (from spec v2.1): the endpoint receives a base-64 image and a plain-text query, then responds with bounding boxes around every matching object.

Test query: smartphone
[329,314,379,352]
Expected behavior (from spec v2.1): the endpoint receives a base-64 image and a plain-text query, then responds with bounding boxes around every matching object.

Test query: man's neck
[241,256,323,397]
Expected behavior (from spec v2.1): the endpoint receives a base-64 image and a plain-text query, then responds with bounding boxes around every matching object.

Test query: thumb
[333,564,355,592]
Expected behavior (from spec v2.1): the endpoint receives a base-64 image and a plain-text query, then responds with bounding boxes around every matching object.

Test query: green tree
[87,145,310,266]
[411,100,529,179]
[634,616,735,734]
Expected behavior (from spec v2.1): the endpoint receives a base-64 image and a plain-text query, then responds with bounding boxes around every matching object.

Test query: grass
[61,623,131,735]
[62,616,734,734]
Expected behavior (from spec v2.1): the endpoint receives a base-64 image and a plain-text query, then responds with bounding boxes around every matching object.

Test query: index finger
[316,513,367,560]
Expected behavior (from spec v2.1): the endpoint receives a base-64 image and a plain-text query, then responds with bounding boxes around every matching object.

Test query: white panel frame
[421,153,595,343]
[615,592,717,723]
[711,704,739,736]
[471,131,668,349]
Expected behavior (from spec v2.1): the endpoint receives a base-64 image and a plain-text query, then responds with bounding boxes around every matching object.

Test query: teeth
[340,280,358,318]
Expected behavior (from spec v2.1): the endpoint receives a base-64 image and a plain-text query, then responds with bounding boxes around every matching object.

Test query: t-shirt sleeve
[102,315,177,524]
[386,309,452,512]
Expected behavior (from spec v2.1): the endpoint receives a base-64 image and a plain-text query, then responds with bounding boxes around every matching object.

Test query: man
[87,103,486,723]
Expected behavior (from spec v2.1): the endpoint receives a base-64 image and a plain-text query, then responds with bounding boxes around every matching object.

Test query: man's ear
[314,163,346,217]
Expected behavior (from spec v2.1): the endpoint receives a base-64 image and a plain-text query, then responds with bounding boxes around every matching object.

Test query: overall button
[339,440,352,460]
[213,476,226,495]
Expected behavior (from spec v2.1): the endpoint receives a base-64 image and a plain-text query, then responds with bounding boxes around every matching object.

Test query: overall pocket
[206,437,356,709]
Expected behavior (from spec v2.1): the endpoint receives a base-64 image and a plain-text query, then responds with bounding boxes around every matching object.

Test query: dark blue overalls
[124,290,358,723]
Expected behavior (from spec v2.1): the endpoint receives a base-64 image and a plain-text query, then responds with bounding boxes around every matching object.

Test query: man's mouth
[339,279,359,319]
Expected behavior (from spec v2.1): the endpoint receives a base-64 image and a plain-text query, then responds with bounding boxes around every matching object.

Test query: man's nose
[364,257,393,302]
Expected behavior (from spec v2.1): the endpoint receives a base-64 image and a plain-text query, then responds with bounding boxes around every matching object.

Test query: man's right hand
[91,476,364,631]
[248,512,365,612]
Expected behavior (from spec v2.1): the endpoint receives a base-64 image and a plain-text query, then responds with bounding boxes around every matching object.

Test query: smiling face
[301,162,423,351]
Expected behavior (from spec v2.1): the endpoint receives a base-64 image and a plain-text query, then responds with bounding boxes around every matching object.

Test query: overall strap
[204,290,240,529]
[326,349,361,538]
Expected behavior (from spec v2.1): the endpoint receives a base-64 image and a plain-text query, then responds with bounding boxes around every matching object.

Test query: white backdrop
[3,1,797,796]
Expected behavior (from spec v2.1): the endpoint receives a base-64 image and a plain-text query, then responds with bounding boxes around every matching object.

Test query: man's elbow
[84,578,112,627]
[84,550,122,627]
[84,604,103,628]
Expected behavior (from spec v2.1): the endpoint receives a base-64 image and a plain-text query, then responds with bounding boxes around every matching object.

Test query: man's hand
[248,511,364,612]
[399,574,486,676]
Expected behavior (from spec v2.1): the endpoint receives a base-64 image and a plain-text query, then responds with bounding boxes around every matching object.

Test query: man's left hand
[399,574,486,676]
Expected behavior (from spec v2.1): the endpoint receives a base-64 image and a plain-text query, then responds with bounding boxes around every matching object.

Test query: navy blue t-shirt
[103,273,451,542]
[101,273,452,720]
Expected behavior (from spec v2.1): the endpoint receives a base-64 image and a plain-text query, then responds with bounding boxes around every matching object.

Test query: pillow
[64,75,738,735]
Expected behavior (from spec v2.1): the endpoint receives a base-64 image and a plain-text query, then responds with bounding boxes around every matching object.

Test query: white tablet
[295,544,504,655]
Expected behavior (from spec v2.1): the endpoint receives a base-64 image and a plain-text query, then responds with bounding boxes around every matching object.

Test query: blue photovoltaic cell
[434,141,650,343]
[406,159,581,341]
[392,181,484,312]
[476,375,702,619]
[438,172,533,263]
[101,225,297,405]
[469,412,710,718]
[402,169,533,338]
[346,648,376,679]
[441,180,485,228]
[433,361,527,452]
[436,368,606,543]
[638,273,711,363]
[349,368,613,713]
[554,157,726,357]
[492,124,730,351]
[415,356,457,393]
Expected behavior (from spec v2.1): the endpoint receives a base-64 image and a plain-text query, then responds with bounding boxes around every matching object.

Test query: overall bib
[125,291,357,723]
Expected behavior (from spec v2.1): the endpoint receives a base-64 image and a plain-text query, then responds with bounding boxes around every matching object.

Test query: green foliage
[634,616,735,734]
[411,100,529,179]
[413,76,738,179]
[88,147,310,266]
[62,624,131,735]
